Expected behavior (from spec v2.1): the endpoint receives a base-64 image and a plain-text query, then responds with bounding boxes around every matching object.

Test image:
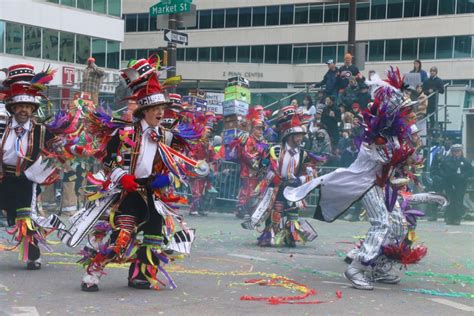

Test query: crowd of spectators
[292,55,445,168]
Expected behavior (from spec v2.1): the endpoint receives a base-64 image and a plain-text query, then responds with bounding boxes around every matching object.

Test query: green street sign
[150,0,192,17]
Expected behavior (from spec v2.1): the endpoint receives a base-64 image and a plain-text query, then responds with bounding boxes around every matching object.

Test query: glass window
[76,34,91,64]
[293,46,307,64]
[150,16,157,31]
[177,48,185,61]
[436,37,453,59]
[421,0,437,16]
[212,9,225,28]
[224,46,236,62]
[92,38,106,67]
[251,45,264,63]
[124,48,137,60]
[125,14,137,32]
[59,31,75,63]
[419,37,435,59]
[42,29,58,60]
[357,1,370,20]
[77,0,91,10]
[266,6,280,26]
[211,47,223,62]
[239,7,252,27]
[6,22,23,56]
[387,0,403,18]
[307,46,322,63]
[439,0,455,14]
[24,26,41,58]
[199,10,212,29]
[371,0,387,20]
[108,0,121,17]
[404,0,420,17]
[339,3,349,22]
[457,0,474,13]
[402,38,418,60]
[237,46,250,63]
[252,7,265,27]
[385,39,401,60]
[47,0,60,3]
[0,22,5,53]
[265,45,278,64]
[280,5,294,25]
[454,36,472,58]
[136,49,147,59]
[322,45,337,63]
[225,8,238,28]
[294,4,309,24]
[107,40,120,69]
[278,44,292,64]
[137,13,149,32]
[93,0,106,14]
[198,47,210,62]
[309,4,323,23]
[324,4,339,23]
[337,44,346,63]
[61,0,75,7]
[369,40,385,61]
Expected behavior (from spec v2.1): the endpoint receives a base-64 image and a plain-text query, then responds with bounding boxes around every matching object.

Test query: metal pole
[347,0,356,56]
[167,13,178,86]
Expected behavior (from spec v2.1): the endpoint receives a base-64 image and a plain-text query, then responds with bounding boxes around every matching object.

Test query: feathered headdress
[2,64,55,113]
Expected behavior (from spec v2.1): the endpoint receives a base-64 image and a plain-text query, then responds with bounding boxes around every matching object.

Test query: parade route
[1,213,473,315]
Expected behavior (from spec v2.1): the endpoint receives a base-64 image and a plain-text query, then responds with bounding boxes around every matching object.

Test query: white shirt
[134,120,158,179]
[2,118,31,166]
[280,143,300,180]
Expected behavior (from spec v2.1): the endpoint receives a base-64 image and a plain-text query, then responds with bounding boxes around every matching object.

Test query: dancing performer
[244,106,318,247]
[0,64,63,270]
[79,58,202,292]
[284,67,431,290]
[235,109,269,219]
[187,112,217,216]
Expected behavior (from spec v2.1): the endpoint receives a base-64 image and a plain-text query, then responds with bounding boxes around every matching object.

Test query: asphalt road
[1,213,473,316]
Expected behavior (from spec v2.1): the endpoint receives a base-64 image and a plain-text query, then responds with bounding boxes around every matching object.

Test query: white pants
[356,186,407,264]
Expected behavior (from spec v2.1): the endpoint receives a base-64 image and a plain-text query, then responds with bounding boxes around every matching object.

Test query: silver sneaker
[368,270,401,284]
[344,265,374,290]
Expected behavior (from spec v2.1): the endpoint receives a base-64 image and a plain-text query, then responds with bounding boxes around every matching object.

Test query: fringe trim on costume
[6,208,48,261]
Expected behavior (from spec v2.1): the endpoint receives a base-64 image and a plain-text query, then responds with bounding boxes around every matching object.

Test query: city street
[1,213,473,315]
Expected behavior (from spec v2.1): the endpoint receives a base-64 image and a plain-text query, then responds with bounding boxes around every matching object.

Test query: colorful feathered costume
[78,57,203,292]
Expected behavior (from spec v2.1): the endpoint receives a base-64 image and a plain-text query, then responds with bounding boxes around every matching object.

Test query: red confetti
[336,291,342,299]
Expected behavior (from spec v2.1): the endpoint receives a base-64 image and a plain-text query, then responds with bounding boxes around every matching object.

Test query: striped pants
[356,186,407,264]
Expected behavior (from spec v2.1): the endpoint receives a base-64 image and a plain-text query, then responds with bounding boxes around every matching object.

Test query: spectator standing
[311,129,333,156]
[410,59,428,83]
[439,144,473,225]
[339,77,360,110]
[339,53,361,89]
[313,59,340,98]
[81,57,105,106]
[357,83,371,110]
[321,96,341,147]
[422,66,445,129]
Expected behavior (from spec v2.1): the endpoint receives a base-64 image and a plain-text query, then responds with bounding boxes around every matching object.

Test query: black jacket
[339,64,360,89]
[315,68,340,95]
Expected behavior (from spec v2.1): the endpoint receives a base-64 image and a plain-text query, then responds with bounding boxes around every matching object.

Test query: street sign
[150,0,192,17]
[156,4,197,29]
[163,29,188,45]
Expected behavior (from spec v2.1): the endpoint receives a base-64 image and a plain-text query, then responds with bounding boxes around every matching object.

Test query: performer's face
[252,126,263,138]
[288,134,304,147]
[12,103,34,124]
[144,104,166,127]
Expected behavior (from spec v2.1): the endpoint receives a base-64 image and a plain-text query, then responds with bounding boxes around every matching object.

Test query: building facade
[0,0,124,106]
[122,0,473,92]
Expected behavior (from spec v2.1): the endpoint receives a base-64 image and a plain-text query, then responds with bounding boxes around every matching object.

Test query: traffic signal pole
[348,0,356,56]
[167,13,178,80]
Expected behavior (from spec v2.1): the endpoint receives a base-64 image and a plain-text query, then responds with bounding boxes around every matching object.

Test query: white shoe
[344,265,374,290]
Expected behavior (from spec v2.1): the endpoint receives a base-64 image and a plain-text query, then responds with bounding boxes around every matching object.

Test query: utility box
[463,108,474,160]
